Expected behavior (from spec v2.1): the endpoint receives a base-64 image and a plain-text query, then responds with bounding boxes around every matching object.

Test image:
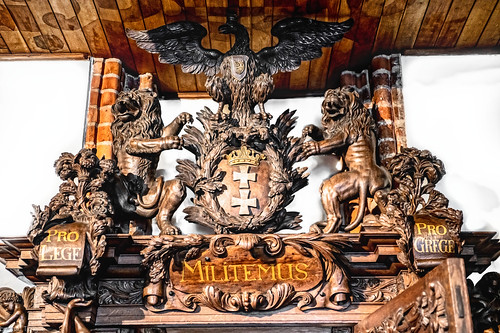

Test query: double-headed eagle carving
[127,13,353,126]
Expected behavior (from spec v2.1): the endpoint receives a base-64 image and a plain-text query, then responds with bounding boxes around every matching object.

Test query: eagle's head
[219,11,243,35]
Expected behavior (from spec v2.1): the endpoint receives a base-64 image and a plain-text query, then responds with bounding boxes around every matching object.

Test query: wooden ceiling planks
[116,0,156,75]
[434,0,475,48]
[93,0,137,72]
[3,0,50,53]
[73,0,112,58]
[307,1,338,92]
[24,0,70,53]
[394,0,430,50]
[0,0,498,97]
[139,0,178,93]
[0,35,9,53]
[477,1,500,47]
[372,0,407,54]
[164,0,199,93]
[457,0,499,48]
[348,0,385,69]
[326,0,361,89]
[46,0,91,54]
[413,0,453,49]
[0,2,30,53]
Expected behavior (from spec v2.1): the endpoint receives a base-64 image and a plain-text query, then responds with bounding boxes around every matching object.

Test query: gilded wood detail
[142,233,351,312]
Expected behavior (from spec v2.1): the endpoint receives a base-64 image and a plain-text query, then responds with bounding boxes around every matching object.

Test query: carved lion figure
[111,89,192,235]
[300,87,392,233]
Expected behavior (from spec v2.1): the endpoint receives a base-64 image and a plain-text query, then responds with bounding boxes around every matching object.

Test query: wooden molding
[0,53,90,61]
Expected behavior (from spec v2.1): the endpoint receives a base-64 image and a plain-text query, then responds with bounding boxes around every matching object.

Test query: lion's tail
[343,184,367,232]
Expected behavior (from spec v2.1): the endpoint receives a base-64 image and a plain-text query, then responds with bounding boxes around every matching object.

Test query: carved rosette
[376,148,463,273]
[141,233,351,312]
[177,107,308,234]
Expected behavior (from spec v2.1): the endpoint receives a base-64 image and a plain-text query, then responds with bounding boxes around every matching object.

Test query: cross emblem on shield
[231,165,258,215]
[216,147,269,218]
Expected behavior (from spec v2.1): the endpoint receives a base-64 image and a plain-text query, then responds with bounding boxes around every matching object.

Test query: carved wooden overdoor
[355,258,472,332]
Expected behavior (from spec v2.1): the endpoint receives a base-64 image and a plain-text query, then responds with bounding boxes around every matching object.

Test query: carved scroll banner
[354,258,472,333]
[142,233,351,313]
[412,212,461,269]
[36,222,86,276]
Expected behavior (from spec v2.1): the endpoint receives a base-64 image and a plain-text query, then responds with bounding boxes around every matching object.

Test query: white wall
[0,59,91,290]
[1,54,500,290]
[402,54,500,278]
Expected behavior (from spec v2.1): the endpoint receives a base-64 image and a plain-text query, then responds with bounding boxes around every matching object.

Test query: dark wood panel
[349,0,385,69]
[413,0,453,48]
[163,0,200,92]
[0,2,30,52]
[73,0,112,58]
[307,0,339,91]
[46,0,91,53]
[477,1,500,47]
[3,0,49,53]
[394,0,430,50]
[250,0,272,53]
[372,0,407,53]
[117,0,156,75]
[93,0,137,72]
[456,0,499,48]
[434,0,475,48]
[326,0,361,88]
[140,0,178,93]
[271,0,296,90]
[185,0,211,91]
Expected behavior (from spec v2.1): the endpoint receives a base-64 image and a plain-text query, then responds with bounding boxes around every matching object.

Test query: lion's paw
[159,225,182,236]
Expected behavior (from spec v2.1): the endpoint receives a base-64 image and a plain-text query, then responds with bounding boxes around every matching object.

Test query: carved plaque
[170,244,323,293]
[36,222,86,276]
[412,213,457,267]
[142,234,351,312]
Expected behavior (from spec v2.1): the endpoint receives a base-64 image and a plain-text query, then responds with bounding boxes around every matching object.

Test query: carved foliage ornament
[177,107,308,234]
[367,281,448,333]
[28,149,117,275]
[378,148,463,273]
[141,233,351,312]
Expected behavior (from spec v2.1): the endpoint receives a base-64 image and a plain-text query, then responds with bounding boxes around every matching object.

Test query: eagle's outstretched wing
[257,18,354,75]
[127,21,224,77]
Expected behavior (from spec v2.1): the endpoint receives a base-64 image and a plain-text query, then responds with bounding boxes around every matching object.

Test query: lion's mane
[111,89,164,180]
[321,87,375,140]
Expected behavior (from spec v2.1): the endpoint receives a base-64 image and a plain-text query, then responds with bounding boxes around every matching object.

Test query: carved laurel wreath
[141,233,351,312]
[177,107,308,234]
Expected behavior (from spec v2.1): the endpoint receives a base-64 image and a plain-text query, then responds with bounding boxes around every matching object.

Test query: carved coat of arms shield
[216,146,269,218]
[228,55,249,81]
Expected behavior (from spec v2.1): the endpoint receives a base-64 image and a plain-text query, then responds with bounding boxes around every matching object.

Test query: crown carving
[225,146,266,166]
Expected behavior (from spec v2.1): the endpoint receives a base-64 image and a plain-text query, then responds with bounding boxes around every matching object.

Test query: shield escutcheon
[216,146,269,218]
[228,55,249,81]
